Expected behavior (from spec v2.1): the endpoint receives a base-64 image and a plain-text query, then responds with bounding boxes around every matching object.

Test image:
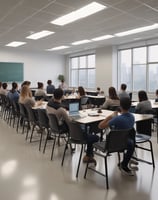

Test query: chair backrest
[67,121,86,142]
[136,119,152,136]
[105,128,135,153]
[37,109,49,129]
[35,96,44,101]
[48,113,60,133]
[24,104,38,123]
[80,97,88,105]
[108,105,120,111]
[129,92,132,101]
[12,100,20,115]
[19,103,28,118]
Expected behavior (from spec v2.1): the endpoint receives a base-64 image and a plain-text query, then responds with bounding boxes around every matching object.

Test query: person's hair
[21,81,31,87]
[138,90,148,102]
[97,87,100,91]
[120,97,131,110]
[2,82,8,89]
[121,83,127,91]
[54,88,63,100]
[47,80,52,85]
[20,85,32,101]
[156,89,158,96]
[108,87,119,100]
[78,86,85,96]
[37,82,43,89]
[11,82,18,93]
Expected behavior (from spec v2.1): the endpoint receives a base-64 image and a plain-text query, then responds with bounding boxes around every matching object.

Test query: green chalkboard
[0,62,24,82]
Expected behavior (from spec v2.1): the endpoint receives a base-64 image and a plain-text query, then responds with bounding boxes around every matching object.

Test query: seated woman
[35,82,46,100]
[19,85,35,107]
[102,86,120,110]
[77,86,86,98]
[135,90,152,114]
[77,86,89,109]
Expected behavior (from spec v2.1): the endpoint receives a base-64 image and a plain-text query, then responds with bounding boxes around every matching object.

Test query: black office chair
[12,101,20,132]
[84,128,135,189]
[18,103,30,135]
[134,118,155,168]
[43,113,68,160]
[80,96,89,109]
[37,109,50,151]
[24,104,40,142]
[108,105,120,111]
[61,120,87,178]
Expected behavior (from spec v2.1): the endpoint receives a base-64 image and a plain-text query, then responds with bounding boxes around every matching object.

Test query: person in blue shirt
[98,97,135,176]
[7,82,19,103]
[46,80,55,94]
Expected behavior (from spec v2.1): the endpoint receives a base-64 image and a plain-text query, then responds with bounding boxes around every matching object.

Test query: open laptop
[69,102,81,119]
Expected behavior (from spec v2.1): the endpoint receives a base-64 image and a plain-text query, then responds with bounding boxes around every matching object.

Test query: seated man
[98,97,135,176]
[46,88,99,164]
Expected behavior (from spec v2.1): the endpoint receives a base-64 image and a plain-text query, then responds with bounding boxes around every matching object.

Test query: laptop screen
[69,102,79,115]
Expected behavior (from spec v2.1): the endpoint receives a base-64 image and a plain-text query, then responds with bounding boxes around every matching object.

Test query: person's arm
[98,111,118,129]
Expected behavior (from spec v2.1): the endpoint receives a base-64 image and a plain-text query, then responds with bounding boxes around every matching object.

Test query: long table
[75,109,153,124]
[33,103,153,124]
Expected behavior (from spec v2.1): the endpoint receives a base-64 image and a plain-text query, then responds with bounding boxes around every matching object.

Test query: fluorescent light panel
[92,35,114,41]
[46,46,70,51]
[26,30,54,40]
[6,41,26,47]
[72,40,91,45]
[115,23,158,37]
[51,2,106,26]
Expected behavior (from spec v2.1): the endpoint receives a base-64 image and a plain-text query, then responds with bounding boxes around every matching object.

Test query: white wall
[0,49,66,88]
[96,46,113,96]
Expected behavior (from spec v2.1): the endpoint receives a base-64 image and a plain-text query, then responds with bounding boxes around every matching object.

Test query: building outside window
[69,54,96,88]
[118,44,158,92]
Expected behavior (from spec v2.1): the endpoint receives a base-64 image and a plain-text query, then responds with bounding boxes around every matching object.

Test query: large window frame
[118,44,158,93]
[69,54,96,89]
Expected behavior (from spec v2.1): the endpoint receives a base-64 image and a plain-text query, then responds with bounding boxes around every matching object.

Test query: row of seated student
[1,80,158,108]
[100,84,155,114]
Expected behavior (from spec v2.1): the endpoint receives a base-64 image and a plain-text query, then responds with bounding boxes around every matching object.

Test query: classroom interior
[0,0,158,199]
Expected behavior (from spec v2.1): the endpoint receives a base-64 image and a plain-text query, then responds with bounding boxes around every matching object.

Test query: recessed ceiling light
[46,46,70,51]
[92,35,114,41]
[72,40,91,45]
[133,37,142,40]
[51,2,106,26]
[115,23,158,37]
[26,30,54,40]
[5,41,26,47]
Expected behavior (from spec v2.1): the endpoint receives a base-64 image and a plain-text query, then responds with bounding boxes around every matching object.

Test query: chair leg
[50,136,56,160]
[76,145,83,178]
[39,128,44,151]
[30,124,36,143]
[104,156,109,189]
[84,160,89,178]
[61,143,68,166]
[149,140,155,168]
[43,133,49,153]
[16,117,20,133]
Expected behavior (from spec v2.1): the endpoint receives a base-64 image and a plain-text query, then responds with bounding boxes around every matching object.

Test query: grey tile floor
[0,119,158,200]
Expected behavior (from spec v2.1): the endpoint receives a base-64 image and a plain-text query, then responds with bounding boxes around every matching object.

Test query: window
[118,45,158,92]
[69,54,96,88]
[118,49,132,91]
